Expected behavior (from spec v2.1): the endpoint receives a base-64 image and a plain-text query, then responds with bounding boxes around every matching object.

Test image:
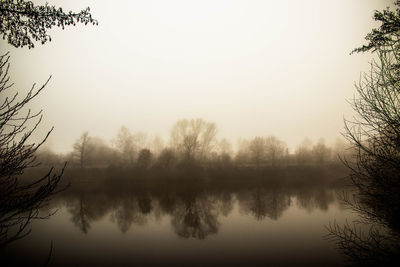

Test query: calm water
[2,170,355,266]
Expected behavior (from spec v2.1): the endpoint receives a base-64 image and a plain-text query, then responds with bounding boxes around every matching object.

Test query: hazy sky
[2,0,395,152]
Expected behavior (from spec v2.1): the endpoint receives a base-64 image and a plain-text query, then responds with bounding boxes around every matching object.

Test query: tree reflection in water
[295,188,335,213]
[46,172,343,239]
[68,196,91,234]
[326,188,400,265]
[111,195,148,233]
[238,189,290,221]
[171,194,219,239]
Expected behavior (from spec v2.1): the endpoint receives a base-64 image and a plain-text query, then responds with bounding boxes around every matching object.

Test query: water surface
[2,168,354,266]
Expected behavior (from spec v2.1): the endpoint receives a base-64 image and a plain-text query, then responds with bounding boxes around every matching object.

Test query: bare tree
[247,136,286,167]
[214,138,233,166]
[326,47,400,265]
[217,138,233,156]
[326,3,400,264]
[149,136,164,156]
[235,139,251,165]
[0,0,97,249]
[311,139,331,165]
[114,126,136,166]
[0,53,65,247]
[248,137,265,167]
[295,138,313,166]
[170,118,217,162]
[264,136,286,166]
[72,132,92,168]
[199,121,218,158]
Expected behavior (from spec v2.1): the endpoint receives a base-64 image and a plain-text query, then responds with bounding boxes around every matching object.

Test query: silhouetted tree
[0,0,97,246]
[247,136,286,167]
[331,138,351,165]
[0,0,97,49]
[137,149,152,169]
[235,139,251,165]
[327,2,400,265]
[148,136,164,156]
[352,1,400,54]
[170,118,217,162]
[85,137,117,167]
[73,132,92,168]
[311,139,331,165]
[249,137,265,167]
[114,126,136,166]
[217,138,233,157]
[347,47,400,201]
[35,147,63,167]
[0,53,64,246]
[327,46,400,265]
[295,138,313,166]
[155,148,177,169]
[264,136,287,166]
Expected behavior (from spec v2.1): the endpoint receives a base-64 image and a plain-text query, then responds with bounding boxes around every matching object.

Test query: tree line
[36,118,351,169]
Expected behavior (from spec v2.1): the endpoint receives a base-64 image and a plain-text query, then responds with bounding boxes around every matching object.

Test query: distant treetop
[0,0,98,49]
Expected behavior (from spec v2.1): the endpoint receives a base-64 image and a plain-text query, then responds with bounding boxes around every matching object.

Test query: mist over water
[2,0,399,266]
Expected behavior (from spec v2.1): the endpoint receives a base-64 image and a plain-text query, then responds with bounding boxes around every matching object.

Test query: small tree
[248,137,265,167]
[170,118,217,162]
[264,136,286,166]
[73,132,92,168]
[86,137,118,167]
[137,149,152,169]
[311,139,331,165]
[114,126,136,166]
[155,148,177,169]
[295,138,313,166]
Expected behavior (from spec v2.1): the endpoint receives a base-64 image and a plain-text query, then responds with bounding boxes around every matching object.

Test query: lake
[1,167,355,266]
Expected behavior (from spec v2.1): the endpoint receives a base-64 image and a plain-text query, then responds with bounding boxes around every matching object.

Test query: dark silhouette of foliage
[0,53,65,246]
[155,148,177,169]
[0,0,98,49]
[327,2,400,265]
[137,149,152,169]
[343,49,400,197]
[0,0,97,248]
[352,1,400,54]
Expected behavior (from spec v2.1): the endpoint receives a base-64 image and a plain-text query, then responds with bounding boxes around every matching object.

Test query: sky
[2,0,395,153]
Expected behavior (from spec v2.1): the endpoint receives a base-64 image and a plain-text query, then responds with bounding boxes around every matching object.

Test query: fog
[2,0,394,152]
[4,1,400,265]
